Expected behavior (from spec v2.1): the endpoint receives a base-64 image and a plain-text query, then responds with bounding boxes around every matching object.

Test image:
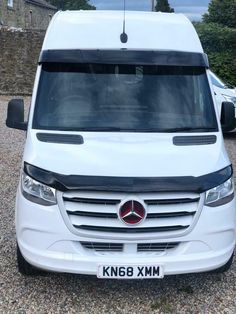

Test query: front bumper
[16,188,236,276]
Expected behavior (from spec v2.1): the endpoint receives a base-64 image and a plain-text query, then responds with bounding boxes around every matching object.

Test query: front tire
[17,243,46,276]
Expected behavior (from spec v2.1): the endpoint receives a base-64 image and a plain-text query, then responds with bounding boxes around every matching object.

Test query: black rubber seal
[24,162,233,193]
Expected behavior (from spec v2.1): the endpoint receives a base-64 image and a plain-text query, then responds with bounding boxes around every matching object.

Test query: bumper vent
[137,242,180,252]
[80,241,179,253]
[80,242,123,252]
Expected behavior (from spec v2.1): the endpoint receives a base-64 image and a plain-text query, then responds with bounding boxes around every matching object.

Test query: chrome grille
[61,191,201,236]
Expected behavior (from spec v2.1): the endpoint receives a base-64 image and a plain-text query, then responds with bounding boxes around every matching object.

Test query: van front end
[15,128,236,278]
[7,11,236,277]
[16,160,236,277]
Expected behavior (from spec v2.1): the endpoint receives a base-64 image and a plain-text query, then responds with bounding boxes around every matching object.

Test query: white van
[210,70,236,106]
[6,11,236,278]
[209,70,236,130]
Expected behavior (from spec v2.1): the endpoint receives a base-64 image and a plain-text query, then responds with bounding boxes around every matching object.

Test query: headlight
[223,95,236,105]
[21,172,57,206]
[205,177,234,207]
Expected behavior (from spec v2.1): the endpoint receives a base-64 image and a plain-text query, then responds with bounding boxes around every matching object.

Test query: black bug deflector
[24,162,232,193]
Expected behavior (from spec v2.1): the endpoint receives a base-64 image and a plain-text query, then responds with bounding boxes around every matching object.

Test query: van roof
[42,10,203,53]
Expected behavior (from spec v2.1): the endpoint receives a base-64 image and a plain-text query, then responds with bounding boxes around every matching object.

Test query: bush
[194,22,236,85]
[203,0,236,28]
[206,52,236,85]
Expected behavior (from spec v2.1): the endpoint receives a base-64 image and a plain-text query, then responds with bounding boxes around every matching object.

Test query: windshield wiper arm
[76,127,124,131]
[160,127,217,133]
[64,127,217,133]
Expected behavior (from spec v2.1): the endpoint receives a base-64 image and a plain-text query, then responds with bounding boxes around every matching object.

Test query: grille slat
[74,225,189,233]
[67,210,117,219]
[147,211,196,218]
[63,197,120,205]
[69,212,193,228]
[67,210,195,219]
[145,198,200,205]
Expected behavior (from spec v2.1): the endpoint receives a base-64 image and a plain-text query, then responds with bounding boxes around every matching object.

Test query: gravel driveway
[0,96,235,314]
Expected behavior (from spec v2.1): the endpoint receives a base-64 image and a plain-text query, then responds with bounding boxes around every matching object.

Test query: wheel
[211,253,234,273]
[17,243,46,276]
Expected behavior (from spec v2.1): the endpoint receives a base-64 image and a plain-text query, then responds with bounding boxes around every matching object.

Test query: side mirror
[221,101,235,133]
[6,99,27,131]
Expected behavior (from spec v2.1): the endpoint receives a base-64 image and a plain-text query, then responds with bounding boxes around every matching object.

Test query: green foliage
[48,0,96,10]
[194,22,236,85]
[155,0,174,13]
[207,52,236,86]
[195,22,236,53]
[203,0,236,28]
[198,1,236,85]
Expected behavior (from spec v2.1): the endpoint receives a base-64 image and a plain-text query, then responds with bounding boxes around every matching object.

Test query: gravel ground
[0,95,235,314]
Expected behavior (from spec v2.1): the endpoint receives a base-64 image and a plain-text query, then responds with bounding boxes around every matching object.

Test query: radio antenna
[120,0,128,43]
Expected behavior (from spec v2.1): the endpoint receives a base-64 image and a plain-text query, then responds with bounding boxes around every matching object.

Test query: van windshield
[33,63,218,132]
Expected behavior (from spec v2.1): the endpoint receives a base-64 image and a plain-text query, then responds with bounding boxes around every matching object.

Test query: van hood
[213,86,236,101]
[24,131,230,179]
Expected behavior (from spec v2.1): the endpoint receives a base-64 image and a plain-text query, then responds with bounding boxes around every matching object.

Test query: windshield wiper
[63,127,217,133]
[160,127,217,133]
[74,127,157,132]
[75,127,124,132]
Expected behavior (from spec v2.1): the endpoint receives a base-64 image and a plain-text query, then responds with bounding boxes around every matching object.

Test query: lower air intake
[137,242,180,252]
[80,242,123,252]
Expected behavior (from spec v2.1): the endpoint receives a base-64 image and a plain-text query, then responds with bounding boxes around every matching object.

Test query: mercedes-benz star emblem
[119,200,146,225]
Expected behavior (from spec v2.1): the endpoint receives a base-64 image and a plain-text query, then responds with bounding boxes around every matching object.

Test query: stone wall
[0,0,57,29]
[0,28,45,95]
[0,0,26,28]
[25,3,55,29]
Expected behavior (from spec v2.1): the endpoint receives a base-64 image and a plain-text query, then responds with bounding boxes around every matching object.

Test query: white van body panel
[43,11,204,52]
[24,131,229,178]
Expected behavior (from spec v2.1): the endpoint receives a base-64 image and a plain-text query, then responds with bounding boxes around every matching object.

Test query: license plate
[97,265,164,279]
